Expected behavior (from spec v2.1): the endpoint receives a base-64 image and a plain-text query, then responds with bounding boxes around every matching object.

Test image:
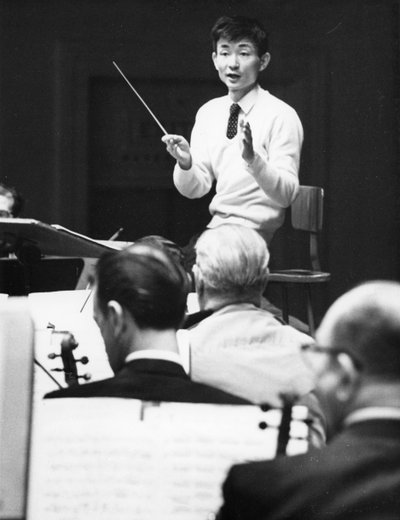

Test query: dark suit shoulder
[219,449,331,520]
[45,359,249,404]
[180,379,249,404]
[45,377,118,399]
[220,426,400,520]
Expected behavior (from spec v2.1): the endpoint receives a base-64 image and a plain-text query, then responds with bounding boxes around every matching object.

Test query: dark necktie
[226,103,240,139]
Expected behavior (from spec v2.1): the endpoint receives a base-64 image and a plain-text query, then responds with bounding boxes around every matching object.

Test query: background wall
[0,0,399,323]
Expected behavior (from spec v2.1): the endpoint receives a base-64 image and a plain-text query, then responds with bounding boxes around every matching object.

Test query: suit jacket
[218,419,400,520]
[45,358,249,404]
[184,303,326,446]
[188,304,315,406]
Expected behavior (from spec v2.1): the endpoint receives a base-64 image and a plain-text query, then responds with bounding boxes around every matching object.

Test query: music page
[27,399,308,520]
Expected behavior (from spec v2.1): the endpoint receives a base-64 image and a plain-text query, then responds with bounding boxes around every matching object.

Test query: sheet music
[25,291,309,519]
[29,291,113,400]
[27,399,308,520]
[51,224,122,250]
[0,218,114,257]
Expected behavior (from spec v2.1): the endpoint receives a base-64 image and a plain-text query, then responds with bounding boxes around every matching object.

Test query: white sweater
[173,85,303,243]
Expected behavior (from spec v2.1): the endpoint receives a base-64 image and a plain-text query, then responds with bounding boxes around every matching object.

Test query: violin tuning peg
[76,356,89,365]
[48,352,60,359]
[78,372,91,382]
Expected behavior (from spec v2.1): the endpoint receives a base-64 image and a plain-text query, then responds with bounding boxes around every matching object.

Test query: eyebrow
[217,42,255,49]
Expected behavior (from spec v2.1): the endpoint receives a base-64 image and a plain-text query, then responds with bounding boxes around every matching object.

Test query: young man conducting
[162,15,303,258]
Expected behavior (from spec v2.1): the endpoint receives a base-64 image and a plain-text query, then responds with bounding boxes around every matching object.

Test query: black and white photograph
[0,1,399,519]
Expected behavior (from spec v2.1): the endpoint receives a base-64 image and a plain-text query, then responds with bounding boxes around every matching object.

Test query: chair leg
[306,285,315,337]
[281,285,289,324]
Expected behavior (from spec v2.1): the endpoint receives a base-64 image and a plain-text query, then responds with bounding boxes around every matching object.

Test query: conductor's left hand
[239,120,255,164]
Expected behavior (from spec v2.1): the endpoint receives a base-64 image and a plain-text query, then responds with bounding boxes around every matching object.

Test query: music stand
[0,219,117,294]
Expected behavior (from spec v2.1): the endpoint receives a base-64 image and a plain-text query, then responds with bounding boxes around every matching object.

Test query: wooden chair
[268,186,330,337]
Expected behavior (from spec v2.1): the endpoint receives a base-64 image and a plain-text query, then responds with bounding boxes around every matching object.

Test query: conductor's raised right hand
[161,135,192,170]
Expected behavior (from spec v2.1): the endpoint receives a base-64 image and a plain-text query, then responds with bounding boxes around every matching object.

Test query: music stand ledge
[0,219,117,295]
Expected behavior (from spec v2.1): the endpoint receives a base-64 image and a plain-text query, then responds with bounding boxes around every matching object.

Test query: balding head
[194,225,270,308]
[317,280,400,378]
[309,281,400,438]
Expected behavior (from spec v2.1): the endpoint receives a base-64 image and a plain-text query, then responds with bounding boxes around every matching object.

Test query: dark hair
[135,235,185,270]
[95,244,188,330]
[0,183,24,216]
[211,15,269,56]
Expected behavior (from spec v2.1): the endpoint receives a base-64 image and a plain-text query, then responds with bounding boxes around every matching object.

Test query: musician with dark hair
[45,243,248,403]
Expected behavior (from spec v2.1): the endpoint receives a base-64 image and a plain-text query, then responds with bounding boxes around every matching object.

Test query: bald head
[317,281,400,378]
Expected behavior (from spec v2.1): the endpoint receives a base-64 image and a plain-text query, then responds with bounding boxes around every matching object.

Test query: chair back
[291,186,324,233]
[291,186,324,271]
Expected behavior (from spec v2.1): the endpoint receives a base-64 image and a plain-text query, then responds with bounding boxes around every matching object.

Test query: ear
[192,264,207,309]
[192,264,203,293]
[334,353,360,403]
[212,51,219,71]
[259,52,271,72]
[106,300,125,337]
[262,267,270,292]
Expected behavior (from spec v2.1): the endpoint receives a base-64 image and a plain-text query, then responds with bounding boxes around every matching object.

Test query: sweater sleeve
[245,107,303,207]
[173,107,214,199]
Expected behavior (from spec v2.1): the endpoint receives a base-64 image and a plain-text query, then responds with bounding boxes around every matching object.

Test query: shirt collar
[211,302,259,315]
[344,407,400,426]
[125,349,184,367]
[228,84,260,116]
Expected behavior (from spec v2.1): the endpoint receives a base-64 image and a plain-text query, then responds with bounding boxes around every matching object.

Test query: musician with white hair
[184,224,326,445]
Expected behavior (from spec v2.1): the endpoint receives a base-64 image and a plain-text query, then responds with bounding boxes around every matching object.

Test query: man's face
[212,38,270,100]
[0,194,14,218]
[305,323,357,439]
[314,356,346,439]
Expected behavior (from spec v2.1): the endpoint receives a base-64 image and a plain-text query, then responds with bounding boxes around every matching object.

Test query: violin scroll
[48,330,91,386]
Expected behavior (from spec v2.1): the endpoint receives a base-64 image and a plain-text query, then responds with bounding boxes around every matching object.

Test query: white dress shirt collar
[125,349,184,367]
[345,407,400,426]
[229,84,261,115]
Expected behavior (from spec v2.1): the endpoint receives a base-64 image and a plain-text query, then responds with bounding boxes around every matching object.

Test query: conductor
[162,15,303,261]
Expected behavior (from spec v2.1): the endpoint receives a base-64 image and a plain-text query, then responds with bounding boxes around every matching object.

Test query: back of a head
[95,243,188,330]
[317,280,400,378]
[0,183,24,217]
[134,235,186,271]
[194,225,269,300]
[210,15,269,56]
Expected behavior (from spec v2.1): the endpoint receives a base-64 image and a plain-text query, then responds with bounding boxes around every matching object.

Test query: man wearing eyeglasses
[217,280,400,519]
